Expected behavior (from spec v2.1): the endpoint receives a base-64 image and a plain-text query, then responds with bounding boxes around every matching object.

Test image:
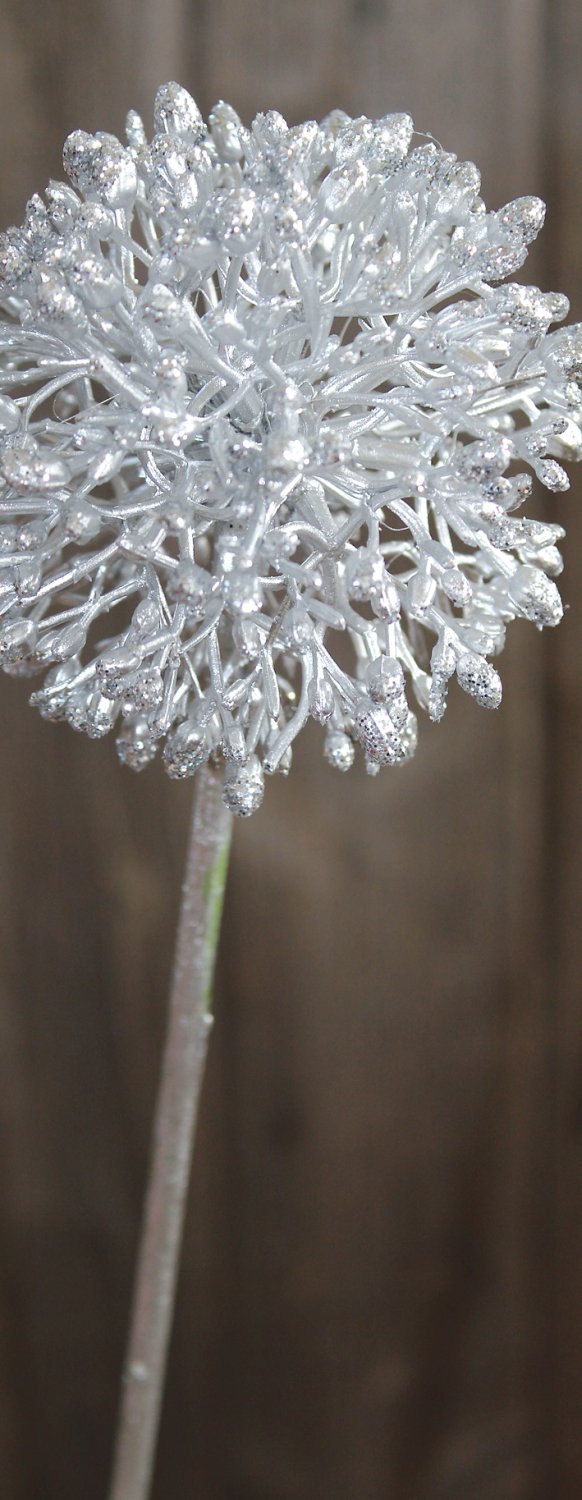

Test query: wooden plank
[0,9,214,1499]
[540,4,582,1494]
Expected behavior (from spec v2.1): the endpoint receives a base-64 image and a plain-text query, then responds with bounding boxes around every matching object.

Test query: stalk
[107,762,232,1500]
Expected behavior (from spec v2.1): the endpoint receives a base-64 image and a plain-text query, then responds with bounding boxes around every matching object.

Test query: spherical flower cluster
[0,84,580,815]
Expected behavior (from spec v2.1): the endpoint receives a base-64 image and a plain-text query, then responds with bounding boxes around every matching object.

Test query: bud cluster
[0,84,579,813]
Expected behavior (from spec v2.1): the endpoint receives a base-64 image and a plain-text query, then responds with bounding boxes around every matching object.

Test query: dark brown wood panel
[0,3,578,1498]
[543,6,582,1495]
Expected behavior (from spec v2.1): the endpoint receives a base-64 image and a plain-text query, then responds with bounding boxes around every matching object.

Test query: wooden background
[0,2,580,1496]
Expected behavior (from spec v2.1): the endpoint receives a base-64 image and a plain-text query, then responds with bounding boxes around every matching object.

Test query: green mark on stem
[202,833,231,1014]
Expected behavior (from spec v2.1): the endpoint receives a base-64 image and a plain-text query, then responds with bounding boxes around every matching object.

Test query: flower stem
[107,763,232,1500]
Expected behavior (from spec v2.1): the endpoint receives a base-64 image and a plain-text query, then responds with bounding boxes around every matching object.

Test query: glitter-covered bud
[30,660,81,720]
[116,716,158,771]
[1,446,68,491]
[0,86,578,813]
[35,621,87,663]
[169,561,215,613]
[456,653,502,710]
[427,638,457,722]
[207,188,261,255]
[498,196,545,243]
[345,548,385,601]
[279,606,312,651]
[154,82,205,139]
[223,755,264,816]
[14,557,42,601]
[324,729,355,771]
[354,702,403,765]
[96,648,141,700]
[64,500,102,542]
[163,717,209,779]
[366,656,405,703]
[63,130,138,208]
[441,568,473,606]
[0,615,37,665]
[308,676,335,723]
[222,568,262,616]
[507,565,563,627]
[320,161,370,220]
[222,722,247,764]
[209,101,246,162]
[407,572,437,620]
[124,666,164,711]
[85,691,117,739]
[71,256,123,310]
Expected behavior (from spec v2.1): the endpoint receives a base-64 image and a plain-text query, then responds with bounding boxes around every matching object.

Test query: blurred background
[0,2,581,1497]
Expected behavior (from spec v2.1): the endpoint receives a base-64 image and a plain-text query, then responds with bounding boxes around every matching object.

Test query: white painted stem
[107,763,232,1500]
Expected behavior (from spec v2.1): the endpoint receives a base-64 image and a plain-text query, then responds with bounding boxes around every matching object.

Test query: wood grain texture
[541,6,582,1495]
[0,2,578,1497]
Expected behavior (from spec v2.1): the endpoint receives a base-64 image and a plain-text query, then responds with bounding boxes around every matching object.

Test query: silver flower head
[0,83,580,815]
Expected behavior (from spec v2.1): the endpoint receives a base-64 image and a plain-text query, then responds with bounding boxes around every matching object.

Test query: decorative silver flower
[0,83,580,815]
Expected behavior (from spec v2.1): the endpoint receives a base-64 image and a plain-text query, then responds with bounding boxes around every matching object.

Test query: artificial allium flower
[0,84,580,814]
